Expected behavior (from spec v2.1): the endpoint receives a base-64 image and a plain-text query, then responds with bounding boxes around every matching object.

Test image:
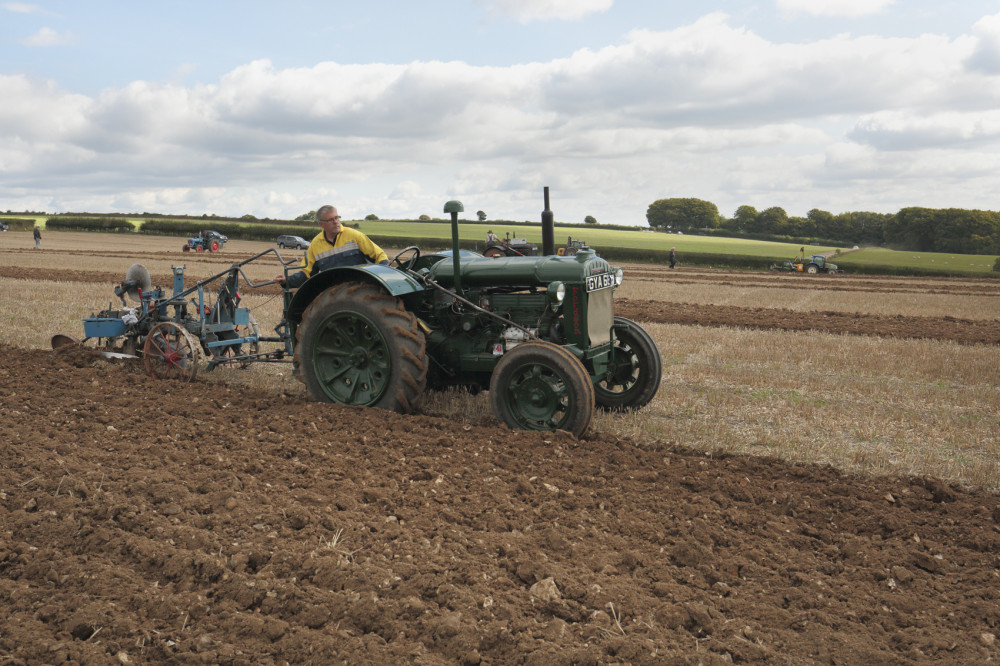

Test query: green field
[3,213,997,275]
[834,247,996,274]
[354,221,841,259]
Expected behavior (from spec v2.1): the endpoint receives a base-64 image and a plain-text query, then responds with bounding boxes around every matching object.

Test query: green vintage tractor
[284,189,661,437]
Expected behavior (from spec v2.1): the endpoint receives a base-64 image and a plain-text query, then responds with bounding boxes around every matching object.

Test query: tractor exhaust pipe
[444,200,465,295]
[541,186,555,256]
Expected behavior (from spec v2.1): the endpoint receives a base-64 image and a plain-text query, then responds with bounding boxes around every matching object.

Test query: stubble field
[1,231,999,664]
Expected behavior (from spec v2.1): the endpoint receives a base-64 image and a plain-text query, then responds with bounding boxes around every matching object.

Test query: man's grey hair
[316,205,335,221]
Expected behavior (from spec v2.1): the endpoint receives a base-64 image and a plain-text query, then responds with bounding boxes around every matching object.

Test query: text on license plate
[586,273,615,292]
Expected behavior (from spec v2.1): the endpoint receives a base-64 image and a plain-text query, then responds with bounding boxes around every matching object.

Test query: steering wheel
[389,246,421,271]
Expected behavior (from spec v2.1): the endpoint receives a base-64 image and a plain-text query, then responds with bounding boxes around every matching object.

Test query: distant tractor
[484,232,539,258]
[770,254,841,274]
[485,233,591,258]
[183,230,228,253]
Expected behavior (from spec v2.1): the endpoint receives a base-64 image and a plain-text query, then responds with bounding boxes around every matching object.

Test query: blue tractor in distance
[183,230,228,253]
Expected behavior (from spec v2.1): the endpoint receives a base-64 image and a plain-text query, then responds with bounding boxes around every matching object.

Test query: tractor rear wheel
[484,247,506,258]
[295,282,428,413]
[595,317,661,411]
[143,321,199,381]
[490,341,594,437]
[210,240,220,252]
[806,263,819,274]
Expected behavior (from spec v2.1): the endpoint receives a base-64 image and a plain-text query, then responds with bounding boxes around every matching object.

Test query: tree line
[646,198,1000,254]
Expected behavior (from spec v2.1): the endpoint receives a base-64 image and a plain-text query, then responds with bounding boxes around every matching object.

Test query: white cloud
[2,2,44,13]
[21,27,72,46]
[482,0,613,23]
[775,0,896,18]
[967,12,1000,73]
[849,110,1000,150]
[3,12,1000,220]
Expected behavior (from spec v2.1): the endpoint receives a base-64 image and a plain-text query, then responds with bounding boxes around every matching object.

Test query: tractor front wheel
[490,341,594,437]
[196,245,204,253]
[210,240,220,252]
[143,321,199,381]
[295,282,428,413]
[595,317,662,411]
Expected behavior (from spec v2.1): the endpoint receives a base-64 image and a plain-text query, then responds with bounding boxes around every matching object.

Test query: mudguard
[285,264,424,326]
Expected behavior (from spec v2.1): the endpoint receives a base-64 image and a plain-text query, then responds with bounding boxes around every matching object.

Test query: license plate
[586,273,615,292]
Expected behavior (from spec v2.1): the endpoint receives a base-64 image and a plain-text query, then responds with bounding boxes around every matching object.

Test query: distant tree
[477,210,487,221]
[725,205,759,232]
[418,214,431,221]
[584,215,597,224]
[294,211,316,222]
[365,213,379,221]
[240,213,258,221]
[646,198,721,232]
[884,207,936,251]
[803,208,833,237]
[756,207,789,235]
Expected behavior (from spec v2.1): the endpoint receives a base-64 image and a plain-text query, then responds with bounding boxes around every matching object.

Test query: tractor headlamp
[614,268,624,286]
[547,281,566,304]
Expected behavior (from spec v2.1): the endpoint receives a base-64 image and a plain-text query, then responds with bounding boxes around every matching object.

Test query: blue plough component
[80,249,298,377]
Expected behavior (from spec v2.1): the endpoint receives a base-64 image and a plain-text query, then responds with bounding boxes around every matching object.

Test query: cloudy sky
[2,0,1000,225]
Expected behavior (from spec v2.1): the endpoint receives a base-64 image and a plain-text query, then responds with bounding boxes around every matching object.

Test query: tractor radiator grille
[587,288,613,346]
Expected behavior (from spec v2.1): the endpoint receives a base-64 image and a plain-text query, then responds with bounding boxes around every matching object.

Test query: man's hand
[273,274,286,285]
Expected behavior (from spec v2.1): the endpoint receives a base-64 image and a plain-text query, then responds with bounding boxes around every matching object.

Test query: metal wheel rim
[312,311,391,406]
[597,339,639,396]
[143,322,198,381]
[503,362,571,430]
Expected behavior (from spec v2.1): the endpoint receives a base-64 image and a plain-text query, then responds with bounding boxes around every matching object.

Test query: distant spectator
[486,229,499,245]
[33,225,41,249]
[669,247,676,269]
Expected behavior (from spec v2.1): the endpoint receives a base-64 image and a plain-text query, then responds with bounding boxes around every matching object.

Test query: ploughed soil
[2,345,1000,664]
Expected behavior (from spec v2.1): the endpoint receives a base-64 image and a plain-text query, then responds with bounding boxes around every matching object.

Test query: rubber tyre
[211,240,220,252]
[490,341,595,437]
[484,247,506,258]
[295,282,428,413]
[564,247,578,256]
[806,264,819,274]
[595,317,662,411]
[196,245,204,253]
[182,246,190,252]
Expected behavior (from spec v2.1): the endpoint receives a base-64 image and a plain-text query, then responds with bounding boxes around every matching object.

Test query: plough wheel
[490,341,594,437]
[143,321,199,381]
[295,282,428,413]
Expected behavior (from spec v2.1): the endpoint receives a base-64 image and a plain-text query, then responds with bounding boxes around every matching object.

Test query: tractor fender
[285,264,424,326]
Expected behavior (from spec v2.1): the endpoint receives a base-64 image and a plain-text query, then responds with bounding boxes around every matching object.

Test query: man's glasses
[320,216,341,223]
